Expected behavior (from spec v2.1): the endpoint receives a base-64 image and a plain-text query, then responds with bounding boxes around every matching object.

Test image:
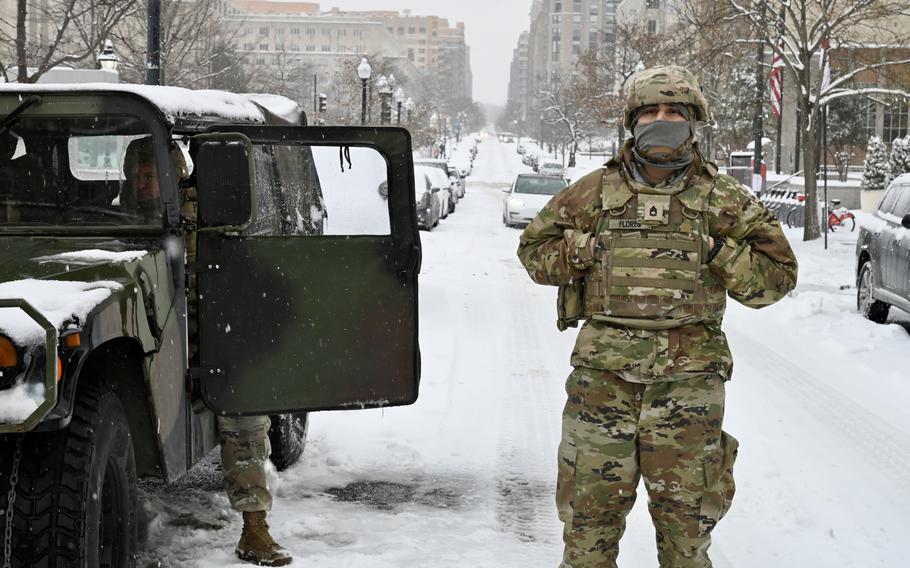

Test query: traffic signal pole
[146,0,161,85]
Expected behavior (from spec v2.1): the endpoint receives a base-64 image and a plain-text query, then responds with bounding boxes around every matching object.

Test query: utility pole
[751,0,767,195]
[146,0,161,85]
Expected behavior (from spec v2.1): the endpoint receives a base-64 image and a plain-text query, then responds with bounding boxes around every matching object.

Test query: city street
[140,136,910,568]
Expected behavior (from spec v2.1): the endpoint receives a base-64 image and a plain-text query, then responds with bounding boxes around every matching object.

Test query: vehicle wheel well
[77,338,161,478]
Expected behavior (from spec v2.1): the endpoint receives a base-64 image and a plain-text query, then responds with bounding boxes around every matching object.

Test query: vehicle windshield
[0,113,162,229]
[514,176,566,195]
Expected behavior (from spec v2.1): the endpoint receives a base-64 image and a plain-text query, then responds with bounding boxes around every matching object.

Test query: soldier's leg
[558,367,643,568]
[638,376,738,568]
[218,415,274,512]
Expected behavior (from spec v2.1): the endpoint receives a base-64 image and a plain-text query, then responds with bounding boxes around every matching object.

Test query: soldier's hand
[588,235,596,257]
[708,236,715,249]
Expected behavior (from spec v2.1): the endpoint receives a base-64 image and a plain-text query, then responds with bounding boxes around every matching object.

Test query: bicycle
[785,196,856,232]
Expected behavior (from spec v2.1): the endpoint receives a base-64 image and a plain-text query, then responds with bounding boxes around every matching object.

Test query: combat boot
[235,511,293,566]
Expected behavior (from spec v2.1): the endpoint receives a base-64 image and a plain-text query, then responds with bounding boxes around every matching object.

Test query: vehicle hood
[509,193,554,208]
[0,237,153,283]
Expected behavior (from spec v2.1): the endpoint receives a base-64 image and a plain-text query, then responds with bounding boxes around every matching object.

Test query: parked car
[413,166,442,230]
[424,165,456,215]
[856,173,910,322]
[502,174,569,227]
[0,83,421,565]
[415,158,465,199]
[521,143,540,165]
[538,160,566,178]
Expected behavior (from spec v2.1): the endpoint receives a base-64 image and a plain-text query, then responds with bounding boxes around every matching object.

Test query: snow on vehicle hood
[0,279,123,346]
[33,249,147,266]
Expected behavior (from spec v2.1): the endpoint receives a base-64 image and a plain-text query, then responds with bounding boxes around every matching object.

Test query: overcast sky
[323,0,534,105]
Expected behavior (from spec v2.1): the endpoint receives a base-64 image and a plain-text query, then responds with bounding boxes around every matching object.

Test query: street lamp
[394,87,406,125]
[357,57,372,126]
[97,39,120,72]
[404,97,414,123]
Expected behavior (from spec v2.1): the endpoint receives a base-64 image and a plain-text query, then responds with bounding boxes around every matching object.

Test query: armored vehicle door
[190,127,420,416]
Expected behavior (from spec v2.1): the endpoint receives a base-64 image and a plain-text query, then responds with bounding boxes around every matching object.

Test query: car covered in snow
[537,160,566,179]
[414,158,465,199]
[0,84,421,565]
[502,174,568,227]
[856,173,910,322]
[413,165,443,229]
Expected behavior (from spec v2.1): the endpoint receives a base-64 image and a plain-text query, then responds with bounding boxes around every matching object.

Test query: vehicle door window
[245,143,389,237]
[878,185,902,215]
[892,186,910,217]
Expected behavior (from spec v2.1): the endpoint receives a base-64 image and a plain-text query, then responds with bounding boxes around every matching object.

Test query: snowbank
[0,381,45,423]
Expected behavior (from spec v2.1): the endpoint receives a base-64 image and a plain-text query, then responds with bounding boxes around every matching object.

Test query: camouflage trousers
[218,415,274,513]
[557,367,738,568]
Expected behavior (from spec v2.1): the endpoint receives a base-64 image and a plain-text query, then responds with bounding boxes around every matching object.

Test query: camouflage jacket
[517,146,798,383]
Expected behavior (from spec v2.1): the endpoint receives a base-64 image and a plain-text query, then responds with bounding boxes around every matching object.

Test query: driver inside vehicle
[120,136,162,223]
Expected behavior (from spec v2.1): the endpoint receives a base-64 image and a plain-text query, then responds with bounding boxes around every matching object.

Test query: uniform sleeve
[516,172,602,286]
[707,178,798,308]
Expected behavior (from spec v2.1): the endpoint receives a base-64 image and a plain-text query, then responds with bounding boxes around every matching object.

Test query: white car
[538,160,566,178]
[424,166,456,216]
[502,174,568,227]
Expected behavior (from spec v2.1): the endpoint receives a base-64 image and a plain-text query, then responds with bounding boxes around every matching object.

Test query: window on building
[589,31,598,50]
[408,48,414,61]
[354,30,363,38]
[307,28,315,36]
[572,0,581,12]
[259,27,269,36]
[552,14,561,24]
[419,48,425,53]
[419,57,425,63]
[322,28,330,36]
[306,45,315,52]
[259,43,268,50]
[884,97,910,142]
[408,26,415,33]
[256,57,265,65]
[648,20,657,34]
[420,27,426,33]
[398,26,404,33]
[337,29,346,37]
[590,4,598,14]
[276,27,284,35]
[646,0,661,8]
[322,44,331,52]
[243,42,253,50]
[554,1,562,12]
[573,14,581,24]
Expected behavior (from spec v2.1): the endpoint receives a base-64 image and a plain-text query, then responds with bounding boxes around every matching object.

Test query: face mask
[632,120,694,170]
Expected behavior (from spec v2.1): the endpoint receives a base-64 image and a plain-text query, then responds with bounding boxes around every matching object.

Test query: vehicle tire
[857,262,889,323]
[267,413,308,471]
[448,196,456,214]
[0,385,137,567]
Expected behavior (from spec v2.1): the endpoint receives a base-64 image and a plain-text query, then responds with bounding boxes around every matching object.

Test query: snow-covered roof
[889,173,910,186]
[0,83,302,127]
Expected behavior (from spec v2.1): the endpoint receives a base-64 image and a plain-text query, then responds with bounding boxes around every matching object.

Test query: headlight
[0,334,20,389]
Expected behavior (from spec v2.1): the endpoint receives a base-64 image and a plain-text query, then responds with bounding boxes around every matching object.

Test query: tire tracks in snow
[731,329,910,493]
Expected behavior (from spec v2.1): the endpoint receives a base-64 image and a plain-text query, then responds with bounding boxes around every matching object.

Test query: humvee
[0,84,421,566]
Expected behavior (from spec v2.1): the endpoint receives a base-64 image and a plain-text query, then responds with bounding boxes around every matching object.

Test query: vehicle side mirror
[502,187,511,193]
[193,137,254,229]
[377,180,389,198]
[902,213,910,229]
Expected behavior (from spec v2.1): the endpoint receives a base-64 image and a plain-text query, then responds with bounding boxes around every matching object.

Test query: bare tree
[0,0,137,82]
[112,0,247,89]
[726,0,910,241]
[538,71,595,167]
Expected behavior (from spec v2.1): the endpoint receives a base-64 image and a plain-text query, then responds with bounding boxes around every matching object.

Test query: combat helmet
[624,65,711,129]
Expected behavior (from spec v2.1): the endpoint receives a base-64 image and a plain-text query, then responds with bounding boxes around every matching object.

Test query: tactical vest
[578,165,724,330]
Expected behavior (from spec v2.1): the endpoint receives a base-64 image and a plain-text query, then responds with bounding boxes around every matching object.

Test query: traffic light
[318,93,327,114]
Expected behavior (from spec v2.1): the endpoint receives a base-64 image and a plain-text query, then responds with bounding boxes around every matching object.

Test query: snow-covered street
[141,136,910,568]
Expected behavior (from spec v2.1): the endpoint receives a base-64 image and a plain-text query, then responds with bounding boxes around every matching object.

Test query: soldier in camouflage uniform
[516,66,798,567]
[125,138,292,566]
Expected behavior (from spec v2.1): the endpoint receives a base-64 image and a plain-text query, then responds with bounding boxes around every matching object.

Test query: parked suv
[856,173,910,322]
[0,84,421,565]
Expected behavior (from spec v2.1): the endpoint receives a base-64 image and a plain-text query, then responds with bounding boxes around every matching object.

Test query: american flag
[769,44,784,117]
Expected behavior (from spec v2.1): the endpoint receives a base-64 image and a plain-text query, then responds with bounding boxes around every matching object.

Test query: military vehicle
[0,84,421,566]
